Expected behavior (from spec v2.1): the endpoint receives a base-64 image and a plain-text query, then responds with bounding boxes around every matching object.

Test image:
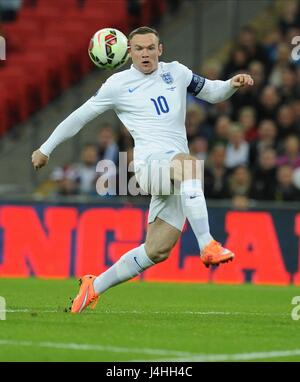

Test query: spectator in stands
[205,144,229,199]
[201,59,222,81]
[249,119,278,166]
[207,99,233,125]
[185,103,213,142]
[278,0,300,37]
[237,25,271,70]
[50,165,78,196]
[247,60,267,94]
[274,164,300,201]
[222,46,249,79]
[276,104,297,139]
[238,106,258,142]
[189,136,208,161]
[280,66,299,102]
[227,165,252,198]
[214,115,231,145]
[96,123,119,166]
[262,27,282,62]
[230,84,257,116]
[269,43,294,87]
[277,135,300,169]
[230,60,266,114]
[56,178,79,196]
[250,148,277,200]
[257,85,281,121]
[0,0,22,22]
[66,144,99,195]
[225,125,249,169]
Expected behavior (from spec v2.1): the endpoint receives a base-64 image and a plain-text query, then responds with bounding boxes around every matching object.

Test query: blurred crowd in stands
[2,0,299,204]
[189,0,300,206]
[46,0,300,205]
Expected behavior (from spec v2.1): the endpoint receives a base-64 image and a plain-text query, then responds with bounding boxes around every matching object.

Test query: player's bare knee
[150,249,171,263]
[171,153,201,182]
[145,243,173,263]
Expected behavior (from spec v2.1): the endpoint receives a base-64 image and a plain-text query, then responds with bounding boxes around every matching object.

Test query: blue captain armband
[187,74,206,96]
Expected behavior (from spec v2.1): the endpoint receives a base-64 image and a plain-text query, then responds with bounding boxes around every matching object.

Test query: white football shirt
[87,61,193,162]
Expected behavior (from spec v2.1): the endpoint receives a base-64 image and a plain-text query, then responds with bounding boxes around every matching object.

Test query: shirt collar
[130,63,161,78]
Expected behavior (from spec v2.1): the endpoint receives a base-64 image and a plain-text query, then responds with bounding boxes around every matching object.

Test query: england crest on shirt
[160,72,174,84]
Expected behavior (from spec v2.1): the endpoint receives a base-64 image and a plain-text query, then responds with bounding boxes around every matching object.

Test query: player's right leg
[70,243,154,314]
[70,217,180,314]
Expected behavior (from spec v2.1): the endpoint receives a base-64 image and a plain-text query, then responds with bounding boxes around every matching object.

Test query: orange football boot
[200,240,235,268]
[70,275,99,314]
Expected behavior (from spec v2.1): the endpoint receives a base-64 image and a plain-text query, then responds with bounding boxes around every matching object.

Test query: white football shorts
[134,150,186,232]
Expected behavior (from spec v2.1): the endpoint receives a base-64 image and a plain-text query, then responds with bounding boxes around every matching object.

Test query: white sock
[93,244,154,294]
[180,179,213,251]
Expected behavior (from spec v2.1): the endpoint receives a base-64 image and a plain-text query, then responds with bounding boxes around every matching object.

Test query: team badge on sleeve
[160,72,174,84]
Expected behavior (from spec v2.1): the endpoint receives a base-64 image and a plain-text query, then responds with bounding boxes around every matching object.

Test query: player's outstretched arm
[31,101,99,170]
[192,73,254,104]
[31,77,116,170]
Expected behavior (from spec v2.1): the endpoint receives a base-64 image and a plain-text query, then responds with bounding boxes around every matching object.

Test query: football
[88,28,129,70]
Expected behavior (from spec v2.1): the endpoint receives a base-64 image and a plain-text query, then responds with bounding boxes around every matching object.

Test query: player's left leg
[171,153,235,268]
[70,217,180,314]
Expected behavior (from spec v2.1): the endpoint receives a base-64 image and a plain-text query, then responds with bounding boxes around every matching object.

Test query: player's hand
[230,74,254,88]
[31,149,49,170]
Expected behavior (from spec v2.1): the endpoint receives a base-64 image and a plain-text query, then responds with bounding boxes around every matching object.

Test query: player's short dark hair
[128,26,161,43]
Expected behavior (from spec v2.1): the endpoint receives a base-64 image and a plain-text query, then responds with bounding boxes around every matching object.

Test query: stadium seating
[0,67,31,127]
[2,21,40,52]
[7,53,52,106]
[0,0,168,136]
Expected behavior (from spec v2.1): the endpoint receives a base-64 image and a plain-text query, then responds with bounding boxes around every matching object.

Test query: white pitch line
[3,309,58,313]
[2,309,289,317]
[148,349,300,362]
[0,339,299,362]
[0,339,196,357]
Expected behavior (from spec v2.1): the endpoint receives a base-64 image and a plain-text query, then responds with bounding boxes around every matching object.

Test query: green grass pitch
[0,278,300,362]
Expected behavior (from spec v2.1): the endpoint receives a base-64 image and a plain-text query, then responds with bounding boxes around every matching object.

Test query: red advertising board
[0,204,299,285]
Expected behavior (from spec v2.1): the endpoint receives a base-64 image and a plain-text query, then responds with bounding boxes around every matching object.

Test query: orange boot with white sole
[201,240,235,268]
[70,275,99,314]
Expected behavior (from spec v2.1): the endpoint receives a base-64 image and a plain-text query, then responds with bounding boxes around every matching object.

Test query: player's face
[129,33,162,74]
